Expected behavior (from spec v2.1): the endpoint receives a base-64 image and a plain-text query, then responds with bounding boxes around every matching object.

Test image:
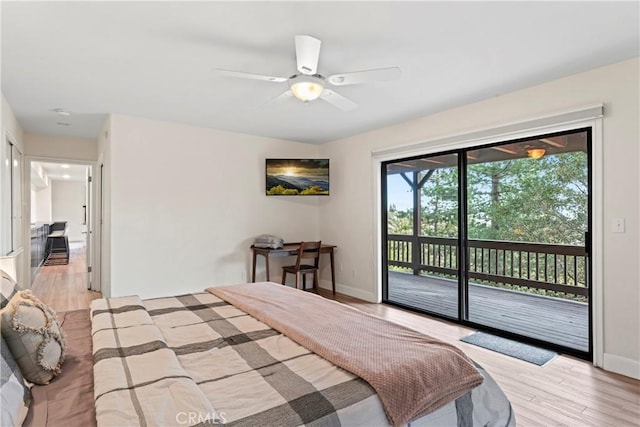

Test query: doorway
[382,128,592,359]
[27,159,100,311]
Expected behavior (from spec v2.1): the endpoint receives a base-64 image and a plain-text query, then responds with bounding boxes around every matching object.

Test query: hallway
[31,244,102,312]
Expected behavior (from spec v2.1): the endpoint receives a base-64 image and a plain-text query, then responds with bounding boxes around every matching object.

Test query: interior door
[99,163,104,293]
[85,167,92,289]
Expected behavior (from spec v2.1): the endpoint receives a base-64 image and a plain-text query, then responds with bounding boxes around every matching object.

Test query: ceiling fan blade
[327,66,401,86]
[320,89,357,111]
[295,35,321,75]
[215,69,288,83]
[266,90,294,106]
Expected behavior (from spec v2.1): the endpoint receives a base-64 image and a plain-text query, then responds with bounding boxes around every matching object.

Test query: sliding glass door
[465,132,590,352]
[383,153,459,319]
[382,128,591,358]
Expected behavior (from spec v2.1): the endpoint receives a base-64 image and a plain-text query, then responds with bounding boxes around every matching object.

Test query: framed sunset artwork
[265,159,330,196]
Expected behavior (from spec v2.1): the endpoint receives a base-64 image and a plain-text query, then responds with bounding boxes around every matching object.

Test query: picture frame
[265,159,330,196]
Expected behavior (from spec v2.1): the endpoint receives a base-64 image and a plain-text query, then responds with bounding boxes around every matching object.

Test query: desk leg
[330,249,336,294]
[252,250,257,282]
[265,254,270,282]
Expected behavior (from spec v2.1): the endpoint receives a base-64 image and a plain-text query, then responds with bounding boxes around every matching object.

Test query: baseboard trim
[603,353,640,379]
[318,280,376,302]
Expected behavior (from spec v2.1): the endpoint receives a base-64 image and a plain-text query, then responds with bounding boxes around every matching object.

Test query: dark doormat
[460,331,558,366]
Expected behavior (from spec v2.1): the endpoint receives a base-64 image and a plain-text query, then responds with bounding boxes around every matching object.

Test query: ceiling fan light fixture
[527,148,546,159]
[289,75,324,102]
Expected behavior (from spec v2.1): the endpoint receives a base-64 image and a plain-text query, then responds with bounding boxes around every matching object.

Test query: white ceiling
[32,162,89,181]
[32,161,88,184]
[2,2,638,144]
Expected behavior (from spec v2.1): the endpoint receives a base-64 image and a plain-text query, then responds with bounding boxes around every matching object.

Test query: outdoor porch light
[527,148,546,159]
[289,75,324,102]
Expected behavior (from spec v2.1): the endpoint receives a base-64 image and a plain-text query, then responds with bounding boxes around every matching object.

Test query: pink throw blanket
[207,282,483,426]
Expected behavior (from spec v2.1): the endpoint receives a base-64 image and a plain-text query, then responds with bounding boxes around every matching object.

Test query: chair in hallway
[45,222,70,266]
[281,241,322,291]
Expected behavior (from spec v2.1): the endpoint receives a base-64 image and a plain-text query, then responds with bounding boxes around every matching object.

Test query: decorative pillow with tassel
[0,290,66,384]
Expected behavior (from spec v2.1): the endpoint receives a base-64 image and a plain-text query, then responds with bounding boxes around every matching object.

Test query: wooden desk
[251,243,337,294]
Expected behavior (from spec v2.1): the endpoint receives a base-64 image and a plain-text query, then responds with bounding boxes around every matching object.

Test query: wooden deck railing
[387,234,588,297]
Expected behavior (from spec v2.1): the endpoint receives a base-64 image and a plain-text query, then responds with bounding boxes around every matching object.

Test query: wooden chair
[281,241,322,291]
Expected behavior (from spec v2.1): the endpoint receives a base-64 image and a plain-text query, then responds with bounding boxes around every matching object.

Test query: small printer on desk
[253,234,284,249]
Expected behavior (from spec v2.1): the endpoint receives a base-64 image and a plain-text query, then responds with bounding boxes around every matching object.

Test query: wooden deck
[387,271,589,352]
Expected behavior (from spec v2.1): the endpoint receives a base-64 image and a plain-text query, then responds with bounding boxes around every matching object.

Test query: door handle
[584,231,590,255]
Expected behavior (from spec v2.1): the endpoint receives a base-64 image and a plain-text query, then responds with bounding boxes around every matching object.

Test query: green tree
[467,153,587,245]
[420,168,458,237]
[387,204,413,235]
[387,151,587,245]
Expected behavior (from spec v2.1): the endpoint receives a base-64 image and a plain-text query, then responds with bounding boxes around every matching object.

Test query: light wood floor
[317,288,640,427]
[28,259,639,426]
[30,245,102,312]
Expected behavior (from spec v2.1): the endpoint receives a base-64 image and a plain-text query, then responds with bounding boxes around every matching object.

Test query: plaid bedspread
[91,296,217,426]
[91,292,515,427]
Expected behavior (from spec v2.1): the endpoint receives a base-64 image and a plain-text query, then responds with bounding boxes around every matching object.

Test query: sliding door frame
[381,148,462,320]
[381,128,593,360]
[374,105,603,364]
[381,163,389,303]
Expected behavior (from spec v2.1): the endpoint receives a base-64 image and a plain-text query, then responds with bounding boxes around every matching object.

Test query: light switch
[612,217,625,233]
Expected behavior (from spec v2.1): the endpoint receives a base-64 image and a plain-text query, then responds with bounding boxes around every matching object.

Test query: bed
[14,281,515,426]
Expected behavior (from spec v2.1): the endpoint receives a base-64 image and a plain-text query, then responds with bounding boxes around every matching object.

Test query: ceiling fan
[215,35,401,111]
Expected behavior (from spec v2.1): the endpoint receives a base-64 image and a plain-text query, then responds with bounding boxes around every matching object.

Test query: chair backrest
[296,241,322,269]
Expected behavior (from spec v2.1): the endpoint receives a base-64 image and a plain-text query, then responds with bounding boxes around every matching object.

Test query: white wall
[34,185,52,223]
[51,180,86,242]
[1,95,23,151]
[30,163,51,223]
[107,114,320,299]
[319,58,640,379]
[24,133,97,161]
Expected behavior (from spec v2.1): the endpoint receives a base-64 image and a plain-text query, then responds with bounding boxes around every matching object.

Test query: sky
[387,174,414,210]
[266,159,329,179]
